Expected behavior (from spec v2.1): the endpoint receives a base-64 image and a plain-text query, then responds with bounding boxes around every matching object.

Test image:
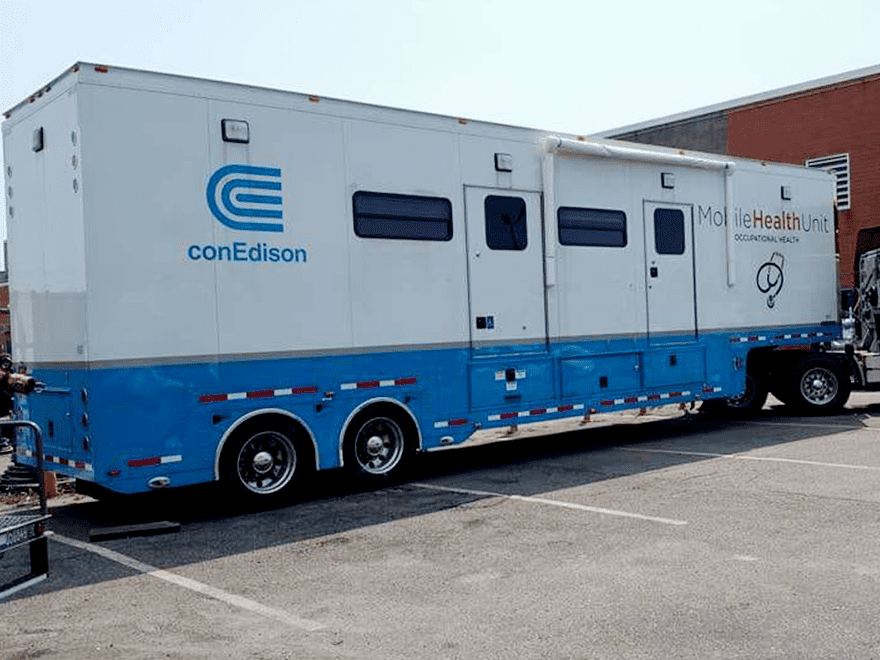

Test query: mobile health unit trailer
[1,63,843,500]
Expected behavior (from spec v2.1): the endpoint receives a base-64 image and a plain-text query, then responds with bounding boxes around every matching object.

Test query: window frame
[352,191,453,242]
[484,195,528,251]
[556,206,628,248]
[653,208,686,255]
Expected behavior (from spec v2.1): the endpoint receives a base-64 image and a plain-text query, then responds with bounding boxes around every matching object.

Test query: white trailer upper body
[2,63,842,498]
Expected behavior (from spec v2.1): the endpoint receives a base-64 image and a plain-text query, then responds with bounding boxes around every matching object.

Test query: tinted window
[654,208,685,255]
[485,196,527,250]
[353,191,452,241]
[557,207,627,247]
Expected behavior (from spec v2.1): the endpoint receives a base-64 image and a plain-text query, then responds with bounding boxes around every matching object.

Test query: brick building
[597,65,880,298]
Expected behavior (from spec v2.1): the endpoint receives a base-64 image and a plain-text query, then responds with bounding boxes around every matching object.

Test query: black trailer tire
[787,355,851,415]
[701,373,769,418]
[722,373,769,416]
[220,418,312,505]
[343,404,416,485]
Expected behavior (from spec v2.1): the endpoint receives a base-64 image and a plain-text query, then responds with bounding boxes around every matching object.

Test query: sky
[2,0,880,267]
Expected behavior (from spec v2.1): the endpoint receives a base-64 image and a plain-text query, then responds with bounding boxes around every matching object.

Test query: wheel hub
[352,416,406,475]
[801,366,837,405]
[233,430,298,496]
[365,435,386,456]
[252,450,274,474]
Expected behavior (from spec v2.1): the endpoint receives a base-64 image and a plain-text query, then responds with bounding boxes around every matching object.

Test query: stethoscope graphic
[756,252,785,308]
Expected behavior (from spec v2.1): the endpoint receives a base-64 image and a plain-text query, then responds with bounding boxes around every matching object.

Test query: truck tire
[721,373,769,416]
[221,419,312,504]
[343,404,416,485]
[787,355,851,415]
[701,373,768,418]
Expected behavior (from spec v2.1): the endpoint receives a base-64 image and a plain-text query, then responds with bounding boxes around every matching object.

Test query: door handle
[650,266,659,278]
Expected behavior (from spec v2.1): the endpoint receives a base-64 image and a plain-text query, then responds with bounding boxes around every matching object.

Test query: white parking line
[619,447,880,471]
[742,420,869,431]
[411,483,688,526]
[49,532,325,632]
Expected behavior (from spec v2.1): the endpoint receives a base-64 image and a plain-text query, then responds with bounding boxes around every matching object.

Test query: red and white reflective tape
[127,454,182,468]
[773,331,831,340]
[488,403,584,422]
[702,386,723,394]
[434,418,470,429]
[16,448,93,473]
[340,377,417,391]
[199,385,318,404]
[600,390,692,407]
[730,331,831,344]
[731,335,768,343]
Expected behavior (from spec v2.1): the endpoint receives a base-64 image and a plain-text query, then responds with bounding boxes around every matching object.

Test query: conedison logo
[206,164,283,232]
[193,164,309,265]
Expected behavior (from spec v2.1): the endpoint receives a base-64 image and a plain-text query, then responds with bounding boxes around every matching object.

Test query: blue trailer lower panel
[14,324,837,494]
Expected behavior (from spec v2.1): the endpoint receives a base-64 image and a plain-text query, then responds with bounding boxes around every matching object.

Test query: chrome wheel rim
[799,367,838,406]
[236,430,297,494]
[353,417,405,475]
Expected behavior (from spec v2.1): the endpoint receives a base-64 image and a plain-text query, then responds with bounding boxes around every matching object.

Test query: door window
[653,208,685,255]
[485,195,527,251]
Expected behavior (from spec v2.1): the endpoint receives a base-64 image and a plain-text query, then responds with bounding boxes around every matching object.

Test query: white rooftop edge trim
[594,63,880,138]
[545,136,735,171]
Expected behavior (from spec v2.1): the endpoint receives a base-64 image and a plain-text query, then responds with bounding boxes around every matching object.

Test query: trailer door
[643,201,696,343]
[465,187,547,352]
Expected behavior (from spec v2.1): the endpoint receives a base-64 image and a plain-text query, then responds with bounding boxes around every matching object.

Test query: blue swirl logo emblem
[206,164,283,232]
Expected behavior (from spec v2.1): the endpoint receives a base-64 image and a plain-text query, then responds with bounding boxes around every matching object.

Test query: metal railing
[0,420,50,599]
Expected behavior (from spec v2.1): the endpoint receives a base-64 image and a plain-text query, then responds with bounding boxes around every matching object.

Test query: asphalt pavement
[4,396,880,659]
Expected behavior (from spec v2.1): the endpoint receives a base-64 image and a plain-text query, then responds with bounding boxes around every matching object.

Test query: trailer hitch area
[0,372,36,394]
[0,359,37,394]
[7,373,38,394]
